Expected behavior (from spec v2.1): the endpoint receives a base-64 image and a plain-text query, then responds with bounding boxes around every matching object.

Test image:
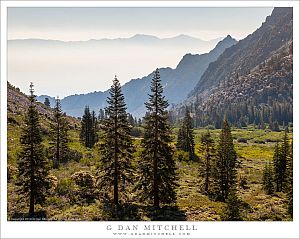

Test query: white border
[1,1,299,239]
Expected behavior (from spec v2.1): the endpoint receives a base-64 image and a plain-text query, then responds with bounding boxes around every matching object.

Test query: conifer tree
[262,161,274,195]
[134,117,138,126]
[80,106,91,147]
[176,128,184,150]
[199,130,216,193]
[176,108,195,160]
[273,129,289,192]
[221,189,242,221]
[272,120,280,132]
[16,82,50,217]
[216,118,237,201]
[44,97,50,107]
[273,140,281,191]
[280,128,289,191]
[98,108,105,121]
[97,76,134,209]
[138,118,142,126]
[135,69,177,208]
[80,106,97,148]
[286,141,293,217]
[91,110,98,146]
[49,97,69,168]
[128,113,135,126]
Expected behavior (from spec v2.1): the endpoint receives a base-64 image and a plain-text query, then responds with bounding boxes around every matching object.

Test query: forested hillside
[173,8,293,129]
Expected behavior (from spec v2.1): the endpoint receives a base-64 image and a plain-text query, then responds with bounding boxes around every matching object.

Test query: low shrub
[131,127,143,138]
[254,139,265,144]
[71,171,97,204]
[238,138,248,143]
[239,175,249,190]
[47,175,58,194]
[173,150,190,161]
[56,178,76,197]
[67,149,83,162]
[7,116,18,125]
[265,138,277,143]
[7,164,18,182]
[71,171,95,188]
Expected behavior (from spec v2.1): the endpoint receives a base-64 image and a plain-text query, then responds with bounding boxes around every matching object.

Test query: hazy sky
[8,7,273,41]
[7,7,274,97]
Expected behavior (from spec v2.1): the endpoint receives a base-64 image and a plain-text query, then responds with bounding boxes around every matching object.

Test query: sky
[7,7,274,97]
[8,7,273,41]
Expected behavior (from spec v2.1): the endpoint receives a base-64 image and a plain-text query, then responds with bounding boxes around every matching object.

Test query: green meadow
[7,122,292,221]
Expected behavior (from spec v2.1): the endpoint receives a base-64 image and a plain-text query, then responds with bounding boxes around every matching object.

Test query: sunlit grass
[7,121,292,221]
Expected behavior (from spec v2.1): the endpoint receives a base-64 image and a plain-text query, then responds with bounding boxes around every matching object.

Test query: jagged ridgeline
[172,7,293,128]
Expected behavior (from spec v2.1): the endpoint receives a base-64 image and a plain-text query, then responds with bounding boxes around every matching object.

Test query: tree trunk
[29,189,35,217]
[205,156,209,193]
[205,145,210,193]
[55,119,60,168]
[114,156,119,207]
[153,152,159,208]
[114,114,119,208]
[153,83,159,209]
[29,134,35,217]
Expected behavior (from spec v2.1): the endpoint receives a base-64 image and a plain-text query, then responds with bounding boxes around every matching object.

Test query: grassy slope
[7,122,292,221]
[176,127,292,221]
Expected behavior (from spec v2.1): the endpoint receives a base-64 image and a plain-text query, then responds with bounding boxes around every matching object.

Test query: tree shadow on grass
[10,210,47,221]
[101,199,187,221]
[101,199,142,221]
[143,205,187,221]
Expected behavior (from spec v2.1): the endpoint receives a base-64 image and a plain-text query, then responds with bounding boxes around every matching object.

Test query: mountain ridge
[188,7,293,98]
[37,35,237,118]
[8,34,221,43]
[173,7,293,128]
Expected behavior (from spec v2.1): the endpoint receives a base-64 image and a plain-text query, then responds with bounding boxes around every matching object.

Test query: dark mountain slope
[190,41,293,128]
[173,7,293,128]
[189,7,292,98]
[38,36,236,118]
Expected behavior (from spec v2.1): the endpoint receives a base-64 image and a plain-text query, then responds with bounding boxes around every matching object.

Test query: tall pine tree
[176,108,195,160]
[280,128,289,192]
[49,97,69,168]
[135,68,177,208]
[91,110,98,146]
[216,118,238,201]
[273,129,289,192]
[286,140,293,217]
[16,82,50,217]
[80,106,97,148]
[273,140,281,191]
[221,189,242,221]
[176,128,184,151]
[44,97,50,107]
[262,160,274,195]
[199,130,216,194]
[97,76,134,209]
[98,108,105,121]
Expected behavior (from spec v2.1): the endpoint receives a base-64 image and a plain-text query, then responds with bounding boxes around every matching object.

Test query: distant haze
[8,35,222,97]
[7,7,273,97]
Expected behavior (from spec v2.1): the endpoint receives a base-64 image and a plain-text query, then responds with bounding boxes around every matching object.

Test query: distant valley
[36,35,237,118]
[8,34,222,99]
[9,7,292,127]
